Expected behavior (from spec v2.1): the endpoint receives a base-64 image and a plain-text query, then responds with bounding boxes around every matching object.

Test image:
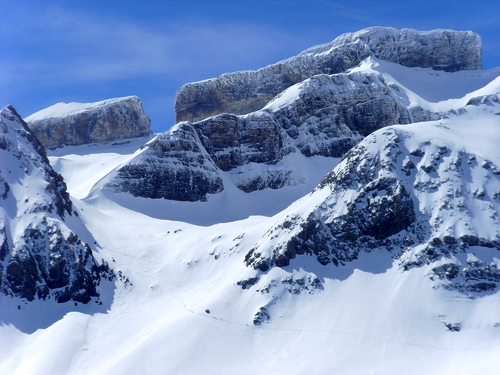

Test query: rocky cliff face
[26,96,151,148]
[264,70,436,154]
[0,106,113,303]
[175,27,481,123]
[104,122,224,202]
[242,101,500,294]
[107,70,432,200]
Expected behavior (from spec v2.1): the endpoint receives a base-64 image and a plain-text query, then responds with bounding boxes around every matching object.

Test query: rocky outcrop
[192,112,294,171]
[243,110,500,294]
[104,122,224,202]
[175,27,481,122]
[26,96,151,148]
[192,70,431,164]
[107,70,431,200]
[265,71,435,155]
[0,105,113,303]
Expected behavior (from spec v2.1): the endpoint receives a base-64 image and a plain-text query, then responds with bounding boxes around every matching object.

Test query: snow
[25,96,139,122]
[46,137,152,199]
[351,56,500,111]
[1,52,500,375]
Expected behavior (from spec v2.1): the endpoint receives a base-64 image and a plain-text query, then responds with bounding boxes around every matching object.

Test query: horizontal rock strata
[175,27,481,122]
[26,96,151,148]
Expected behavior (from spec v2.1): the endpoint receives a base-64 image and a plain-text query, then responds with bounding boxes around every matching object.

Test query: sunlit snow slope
[1,56,500,375]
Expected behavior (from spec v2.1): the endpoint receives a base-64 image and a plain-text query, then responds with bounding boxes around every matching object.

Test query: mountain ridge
[26,96,151,149]
[1,26,500,375]
[0,105,114,307]
[175,27,481,123]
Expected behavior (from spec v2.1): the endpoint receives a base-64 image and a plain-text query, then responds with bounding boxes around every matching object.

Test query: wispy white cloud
[1,3,323,130]
[2,4,317,87]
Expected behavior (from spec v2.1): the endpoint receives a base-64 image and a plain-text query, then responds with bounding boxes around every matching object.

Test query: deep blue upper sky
[2,0,499,133]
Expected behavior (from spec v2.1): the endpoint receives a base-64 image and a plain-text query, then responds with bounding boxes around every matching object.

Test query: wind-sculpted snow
[244,101,500,295]
[0,106,113,304]
[26,96,151,148]
[175,27,481,122]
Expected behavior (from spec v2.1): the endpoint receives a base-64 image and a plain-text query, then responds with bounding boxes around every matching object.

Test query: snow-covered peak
[0,105,114,309]
[25,96,139,122]
[244,100,500,291]
[25,96,151,148]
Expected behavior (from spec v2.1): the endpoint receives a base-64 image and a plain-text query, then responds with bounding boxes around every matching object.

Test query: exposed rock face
[0,106,113,303]
[107,70,432,200]
[104,122,224,202]
[26,96,151,148]
[243,109,500,294]
[192,112,294,171]
[175,27,481,122]
[265,71,434,155]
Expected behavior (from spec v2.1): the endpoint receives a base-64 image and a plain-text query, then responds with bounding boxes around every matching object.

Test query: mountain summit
[175,27,481,123]
[26,96,151,149]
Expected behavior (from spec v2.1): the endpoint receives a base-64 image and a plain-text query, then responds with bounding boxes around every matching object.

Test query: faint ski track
[106,244,500,354]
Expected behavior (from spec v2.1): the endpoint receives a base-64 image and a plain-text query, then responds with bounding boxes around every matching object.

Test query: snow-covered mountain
[245,104,500,284]
[26,96,151,149]
[1,27,500,375]
[99,67,439,205]
[175,27,481,123]
[0,106,114,314]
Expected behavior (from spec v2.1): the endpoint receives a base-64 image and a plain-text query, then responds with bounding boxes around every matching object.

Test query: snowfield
[1,57,500,374]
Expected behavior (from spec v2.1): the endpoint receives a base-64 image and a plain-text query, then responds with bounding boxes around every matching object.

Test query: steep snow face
[26,96,151,148]
[175,27,480,122]
[0,106,113,305]
[351,56,500,111]
[244,99,500,294]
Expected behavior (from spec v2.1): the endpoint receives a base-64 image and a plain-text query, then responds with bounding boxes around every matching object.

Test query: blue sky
[2,0,499,133]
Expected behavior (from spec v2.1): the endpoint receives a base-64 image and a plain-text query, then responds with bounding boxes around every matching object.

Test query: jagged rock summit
[0,105,113,304]
[26,96,151,148]
[175,27,481,123]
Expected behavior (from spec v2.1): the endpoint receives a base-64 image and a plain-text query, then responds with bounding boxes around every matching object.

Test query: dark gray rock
[253,307,271,326]
[266,71,424,156]
[243,119,500,295]
[430,256,500,293]
[0,105,114,304]
[192,112,292,171]
[466,94,499,107]
[104,122,224,202]
[107,70,437,200]
[175,27,481,122]
[26,96,151,148]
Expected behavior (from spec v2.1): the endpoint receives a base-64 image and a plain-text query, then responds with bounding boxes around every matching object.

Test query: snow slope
[0,106,114,328]
[25,97,140,122]
[1,52,500,375]
[351,56,500,111]
[2,108,500,374]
